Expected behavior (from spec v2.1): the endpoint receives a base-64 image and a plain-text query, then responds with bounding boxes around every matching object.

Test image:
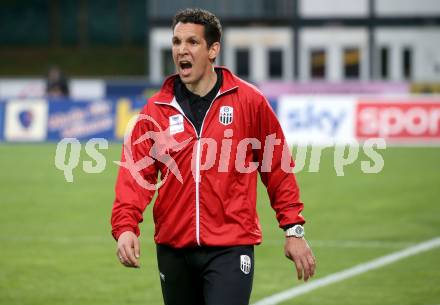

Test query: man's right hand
[116,231,140,268]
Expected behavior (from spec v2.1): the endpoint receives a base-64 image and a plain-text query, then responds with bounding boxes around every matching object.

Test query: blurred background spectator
[46,66,69,97]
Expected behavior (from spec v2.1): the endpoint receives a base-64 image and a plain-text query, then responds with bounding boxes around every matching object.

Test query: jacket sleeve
[254,95,305,228]
[110,112,158,240]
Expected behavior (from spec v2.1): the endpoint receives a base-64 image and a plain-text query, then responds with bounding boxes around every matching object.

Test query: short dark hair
[172,8,222,48]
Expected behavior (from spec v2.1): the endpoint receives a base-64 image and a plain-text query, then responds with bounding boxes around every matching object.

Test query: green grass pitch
[0,144,439,305]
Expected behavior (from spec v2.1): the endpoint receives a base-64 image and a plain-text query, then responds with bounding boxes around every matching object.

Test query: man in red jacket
[111,8,315,305]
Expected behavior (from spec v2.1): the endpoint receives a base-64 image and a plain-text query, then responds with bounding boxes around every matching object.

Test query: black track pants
[156,244,254,305]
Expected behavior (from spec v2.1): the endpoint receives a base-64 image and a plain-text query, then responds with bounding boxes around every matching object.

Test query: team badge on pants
[240,255,251,274]
[219,106,233,125]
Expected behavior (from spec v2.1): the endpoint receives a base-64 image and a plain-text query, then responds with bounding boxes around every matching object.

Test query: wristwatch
[285,224,305,238]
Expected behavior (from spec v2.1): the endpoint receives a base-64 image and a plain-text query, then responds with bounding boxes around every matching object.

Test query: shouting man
[111,8,316,305]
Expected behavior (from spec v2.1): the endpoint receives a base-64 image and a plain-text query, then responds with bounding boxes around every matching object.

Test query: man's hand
[284,237,316,281]
[116,231,141,268]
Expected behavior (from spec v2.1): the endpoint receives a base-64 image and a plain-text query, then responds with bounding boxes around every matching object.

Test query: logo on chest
[169,114,184,135]
[219,106,233,125]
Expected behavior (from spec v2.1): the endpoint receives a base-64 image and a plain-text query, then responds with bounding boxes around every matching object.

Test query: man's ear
[208,42,221,62]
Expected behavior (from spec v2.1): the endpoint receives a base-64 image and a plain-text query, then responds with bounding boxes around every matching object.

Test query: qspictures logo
[116,114,192,190]
[54,113,386,187]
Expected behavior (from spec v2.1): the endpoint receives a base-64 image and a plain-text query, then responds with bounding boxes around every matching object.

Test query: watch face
[286,225,304,237]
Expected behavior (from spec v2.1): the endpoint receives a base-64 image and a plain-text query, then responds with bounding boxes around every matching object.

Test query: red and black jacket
[111,67,305,248]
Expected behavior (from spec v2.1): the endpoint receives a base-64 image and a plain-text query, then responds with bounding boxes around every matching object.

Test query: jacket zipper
[194,135,201,245]
[155,86,237,246]
[154,100,202,245]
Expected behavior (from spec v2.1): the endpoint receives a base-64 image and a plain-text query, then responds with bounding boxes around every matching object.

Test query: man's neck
[185,68,217,97]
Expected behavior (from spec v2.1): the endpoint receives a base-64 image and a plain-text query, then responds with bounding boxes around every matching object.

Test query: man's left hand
[284,237,316,281]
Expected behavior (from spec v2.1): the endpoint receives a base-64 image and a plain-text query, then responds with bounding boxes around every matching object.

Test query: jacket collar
[152,66,239,104]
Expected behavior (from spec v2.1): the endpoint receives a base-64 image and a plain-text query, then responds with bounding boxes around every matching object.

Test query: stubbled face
[172,22,218,86]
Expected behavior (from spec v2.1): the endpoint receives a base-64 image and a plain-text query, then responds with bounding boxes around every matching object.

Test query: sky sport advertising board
[356,97,440,144]
[277,95,357,146]
[278,95,440,146]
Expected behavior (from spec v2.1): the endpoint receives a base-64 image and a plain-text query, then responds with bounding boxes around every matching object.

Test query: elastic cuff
[282,223,303,231]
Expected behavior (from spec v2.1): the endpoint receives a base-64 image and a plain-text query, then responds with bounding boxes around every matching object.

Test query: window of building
[344,47,360,79]
[235,48,250,79]
[268,49,283,79]
[379,46,389,79]
[310,49,326,79]
[402,47,412,80]
[161,49,174,77]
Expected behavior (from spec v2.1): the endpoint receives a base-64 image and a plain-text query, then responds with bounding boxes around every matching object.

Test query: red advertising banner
[356,99,440,142]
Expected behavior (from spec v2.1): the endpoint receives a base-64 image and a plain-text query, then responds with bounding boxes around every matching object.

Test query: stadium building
[149,0,440,83]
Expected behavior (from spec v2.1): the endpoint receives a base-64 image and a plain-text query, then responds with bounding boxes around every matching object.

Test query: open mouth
[179,61,192,76]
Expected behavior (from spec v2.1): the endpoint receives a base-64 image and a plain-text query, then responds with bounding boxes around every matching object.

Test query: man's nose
[178,43,188,54]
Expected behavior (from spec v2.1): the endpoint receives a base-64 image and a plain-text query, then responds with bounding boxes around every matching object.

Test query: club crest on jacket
[219,106,233,125]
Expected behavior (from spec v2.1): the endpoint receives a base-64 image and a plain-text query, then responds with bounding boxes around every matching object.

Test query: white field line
[252,237,440,305]
[263,239,416,249]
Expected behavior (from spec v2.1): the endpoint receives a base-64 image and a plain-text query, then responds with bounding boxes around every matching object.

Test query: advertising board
[278,95,357,145]
[356,98,440,144]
